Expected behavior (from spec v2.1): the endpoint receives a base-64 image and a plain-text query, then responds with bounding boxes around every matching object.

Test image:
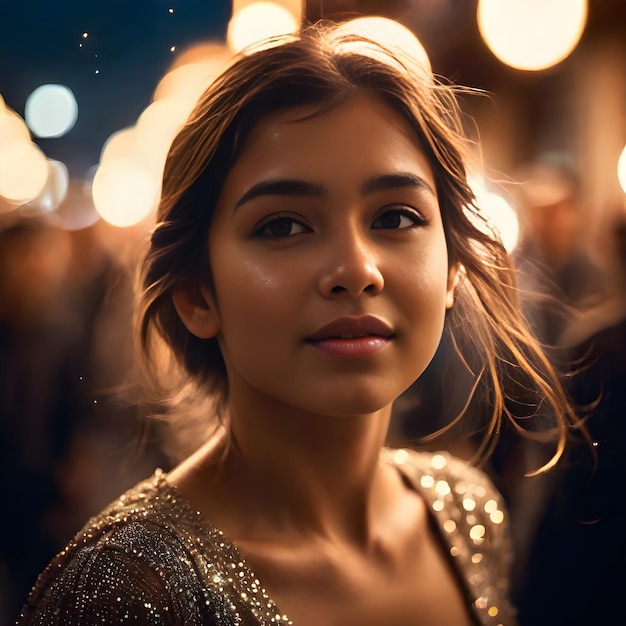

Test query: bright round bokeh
[0,106,31,144]
[100,126,138,164]
[49,173,102,231]
[480,191,520,252]
[477,0,588,71]
[153,45,233,117]
[25,84,78,138]
[618,145,626,195]
[227,1,299,53]
[470,178,520,252]
[332,16,431,79]
[135,97,189,177]
[0,140,48,204]
[21,159,70,215]
[91,157,160,227]
[154,57,225,112]
[23,159,70,214]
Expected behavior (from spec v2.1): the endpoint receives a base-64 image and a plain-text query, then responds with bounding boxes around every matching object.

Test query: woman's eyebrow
[234,179,326,210]
[233,172,435,211]
[361,173,436,197]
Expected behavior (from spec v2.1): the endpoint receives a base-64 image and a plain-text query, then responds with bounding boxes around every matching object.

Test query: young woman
[18,17,576,626]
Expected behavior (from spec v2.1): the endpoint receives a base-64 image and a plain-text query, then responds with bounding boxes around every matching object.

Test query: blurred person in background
[0,218,88,623]
[512,212,626,626]
[512,154,607,349]
[478,159,609,582]
[0,216,166,625]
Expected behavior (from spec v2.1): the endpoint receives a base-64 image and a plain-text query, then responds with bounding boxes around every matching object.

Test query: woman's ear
[445,263,461,309]
[171,282,220,339]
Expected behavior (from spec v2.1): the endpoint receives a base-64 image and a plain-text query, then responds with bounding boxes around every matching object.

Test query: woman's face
[200,96,457,419]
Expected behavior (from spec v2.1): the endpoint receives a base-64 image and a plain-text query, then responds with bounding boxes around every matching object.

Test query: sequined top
[17,449,517,626]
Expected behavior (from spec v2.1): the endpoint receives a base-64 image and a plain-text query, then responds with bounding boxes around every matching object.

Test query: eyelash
[372,206,428,229]
[253,214,311,238]
[252,206,427,239]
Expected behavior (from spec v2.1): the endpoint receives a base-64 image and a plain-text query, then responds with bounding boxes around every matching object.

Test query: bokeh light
[134,98,189,177]
[227,1,299,53]
[618,145,626,195]
[91,44,235,231]
[100,126,138,164]
[0,105,31,144]
[25,84,78,138]
[50,174,102,231]
[332,16,431,79]
[477,0,588,71]
[470,177,520,252]
[91,157,160,227]
[0,140,48,205]
[154,54,225,106]
[22,159,70,215]
[153,43,232,115]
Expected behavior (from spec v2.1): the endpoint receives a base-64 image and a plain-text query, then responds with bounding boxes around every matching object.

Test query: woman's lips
[305,316,393,358]
[307,335,391,358]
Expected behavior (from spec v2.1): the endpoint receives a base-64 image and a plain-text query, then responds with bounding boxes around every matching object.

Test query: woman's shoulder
[41,468,221,572]
[386,448,510,549]
[386,448,506,508]
[385,447,516,625]
[16,470,262,626]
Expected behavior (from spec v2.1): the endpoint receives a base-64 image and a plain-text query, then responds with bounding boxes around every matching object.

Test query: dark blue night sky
[0,0,231,177]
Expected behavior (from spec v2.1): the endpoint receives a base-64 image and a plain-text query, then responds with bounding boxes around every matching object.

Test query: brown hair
[134,18,579,468]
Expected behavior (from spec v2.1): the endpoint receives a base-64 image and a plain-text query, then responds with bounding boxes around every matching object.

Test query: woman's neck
[170,398,399,549]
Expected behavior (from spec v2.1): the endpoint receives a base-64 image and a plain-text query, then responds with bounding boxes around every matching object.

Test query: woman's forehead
[238,95,423,161]
[214,96,439,214]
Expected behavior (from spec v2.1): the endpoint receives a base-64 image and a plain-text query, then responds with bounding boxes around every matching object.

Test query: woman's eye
[255,216,309,238]
[372,207,425,230]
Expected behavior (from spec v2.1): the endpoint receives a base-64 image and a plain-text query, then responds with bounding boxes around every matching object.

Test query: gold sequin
[385,449,518,626]
[19,451,517,626]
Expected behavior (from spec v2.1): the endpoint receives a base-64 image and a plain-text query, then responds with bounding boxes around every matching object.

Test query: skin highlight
[167,97,469,625]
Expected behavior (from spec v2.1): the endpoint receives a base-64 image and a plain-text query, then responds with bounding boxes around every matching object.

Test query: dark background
[0,0,231,179]
[1,2,626,625]
[1,0,625,182]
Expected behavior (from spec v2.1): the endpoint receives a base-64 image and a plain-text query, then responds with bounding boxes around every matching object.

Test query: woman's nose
[317,231,385,298]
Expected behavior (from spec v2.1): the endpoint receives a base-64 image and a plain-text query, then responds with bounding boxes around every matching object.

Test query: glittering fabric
[387,449,517,626]
[17,449,516,625]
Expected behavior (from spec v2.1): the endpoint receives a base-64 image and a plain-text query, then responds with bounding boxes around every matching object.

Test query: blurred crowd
[503,157,626,625]
[0,214,169,626]
[1,153,625,626]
